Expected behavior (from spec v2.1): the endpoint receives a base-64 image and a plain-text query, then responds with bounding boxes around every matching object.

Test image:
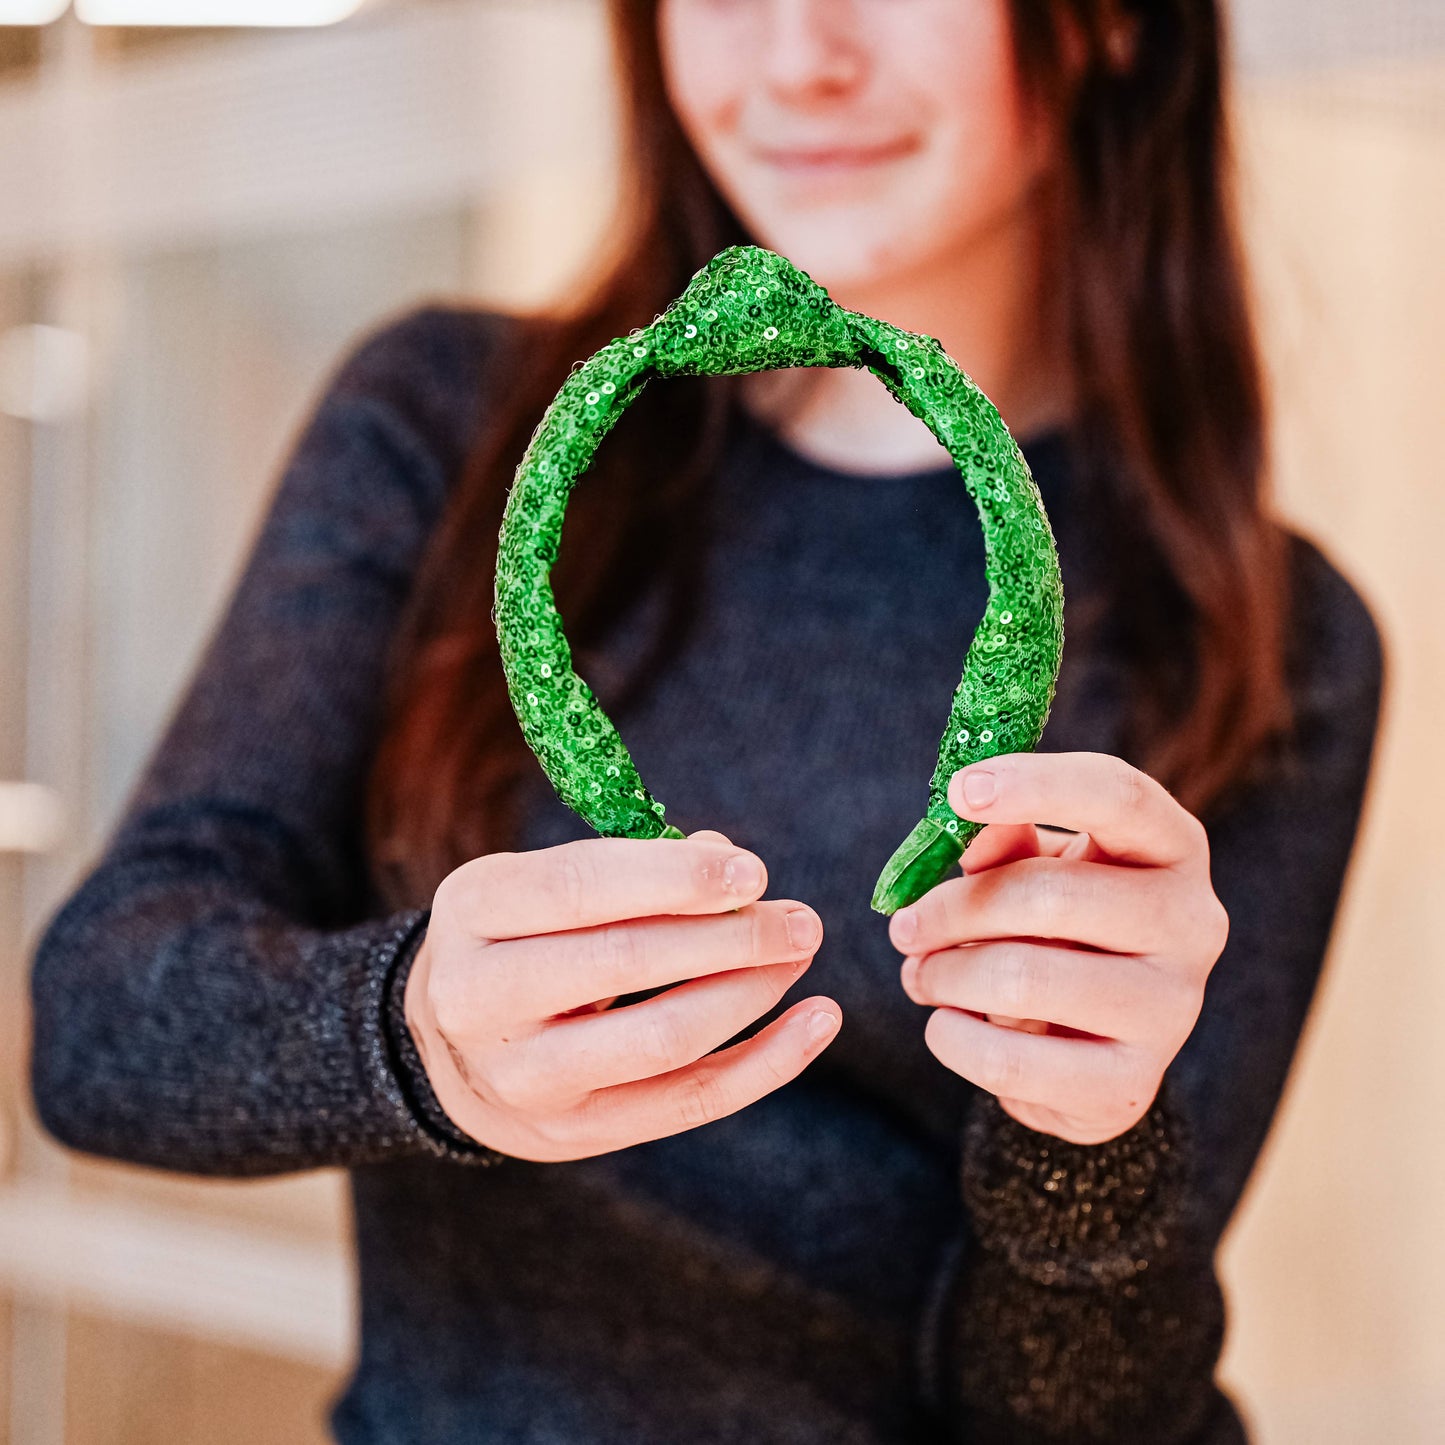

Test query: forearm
[26,307,508,1177]
[30,865,441,1177]
[931,1082,1223,1443]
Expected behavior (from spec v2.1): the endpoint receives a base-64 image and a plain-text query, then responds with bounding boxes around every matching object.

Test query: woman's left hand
[888,751,1230,1146]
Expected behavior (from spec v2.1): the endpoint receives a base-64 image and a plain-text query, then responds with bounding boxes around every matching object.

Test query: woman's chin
[734,214,925,296]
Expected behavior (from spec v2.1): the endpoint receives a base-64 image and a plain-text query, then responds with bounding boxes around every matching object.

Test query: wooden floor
[62,1315,335,1445]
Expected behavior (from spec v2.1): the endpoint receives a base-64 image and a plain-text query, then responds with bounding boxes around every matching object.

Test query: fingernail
[785,908,821,950]
[724,853,763,893]
[962,769,996,808]
[806,1009,839,1044]
[893,908,918,945]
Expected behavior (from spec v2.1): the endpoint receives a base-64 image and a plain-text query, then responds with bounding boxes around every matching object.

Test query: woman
[29,1,1384,1441]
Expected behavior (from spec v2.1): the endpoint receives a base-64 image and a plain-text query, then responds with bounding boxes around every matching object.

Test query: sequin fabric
[493,244,1065,915]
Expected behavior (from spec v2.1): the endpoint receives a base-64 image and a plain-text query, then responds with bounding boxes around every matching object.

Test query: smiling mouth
[755,138,918,172]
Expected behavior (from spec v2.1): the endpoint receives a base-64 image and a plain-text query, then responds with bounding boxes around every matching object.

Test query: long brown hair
[365,0,1293,911]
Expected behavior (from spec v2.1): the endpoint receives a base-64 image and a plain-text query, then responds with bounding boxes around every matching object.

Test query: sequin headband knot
[495,244,1064,915]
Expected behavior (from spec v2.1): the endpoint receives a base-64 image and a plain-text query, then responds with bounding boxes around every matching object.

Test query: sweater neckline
[732,402,1073,495]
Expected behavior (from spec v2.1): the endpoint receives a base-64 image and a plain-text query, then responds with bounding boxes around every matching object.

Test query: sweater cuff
[380,909,511,1166]
[960,1076,1191,1289]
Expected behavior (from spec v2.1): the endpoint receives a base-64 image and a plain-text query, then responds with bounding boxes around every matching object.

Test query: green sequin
[495,244,1064,915]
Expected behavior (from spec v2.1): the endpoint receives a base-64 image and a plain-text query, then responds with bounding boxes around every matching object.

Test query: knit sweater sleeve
[28,303,513,1177]
[927,534,1387,1442]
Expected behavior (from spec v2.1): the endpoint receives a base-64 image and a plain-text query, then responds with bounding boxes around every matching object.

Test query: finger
[961,822,1041,875]
[506,953,818,1108]
[951,814,1051,1034]
[922,1006,1157,1121]
[948,751,1207,870]
[568,995,841,1154]
[901,939,1190,1045]
[445,836,768,941]
[688,828,741,911]
[996,1094,1149,1145]
[1036,824,1087,859]
[442,898,823,1030]
[555,995,621,1017]
[890,855,1181,958]
[988,1015,1050,1034]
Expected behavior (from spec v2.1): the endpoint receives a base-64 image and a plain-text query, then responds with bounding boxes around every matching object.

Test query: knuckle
[1032,859,1076,923]
[427,965,471,1042]
[743,905,772,963]
[566,1082,616,1135]
[1207,895,1231,955]
[551,847,592,925]
[431,865,462,920]
[1165,979,1205,1050]
[637,1007,692,1074]
[478,848,524,896]
[671,1067,729,1130]
[994,941,1048,1017]
[1114,762,1151,817]
[484,1049,547,1113]
[436,855,498,936]
[930,878,967,937]
[590,923,643,993]
[537,1068,593,1122]
[1182,890,1229,970]
[1120,1056,1163,1114]
[1139,965,1201,1050]
[981,1027,1026,1097]
[760,1031,799,1091]
[507,1040,588,1118]
[528,1104,586,1158]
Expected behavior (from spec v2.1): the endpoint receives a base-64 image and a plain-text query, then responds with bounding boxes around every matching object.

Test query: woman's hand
[404,830,836,1163]
[888,751,1229,1146]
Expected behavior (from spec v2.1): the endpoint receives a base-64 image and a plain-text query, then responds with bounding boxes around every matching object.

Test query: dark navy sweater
[28,303,1385,1443]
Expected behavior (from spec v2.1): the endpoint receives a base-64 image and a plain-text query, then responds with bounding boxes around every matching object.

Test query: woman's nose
[759,0,867,99]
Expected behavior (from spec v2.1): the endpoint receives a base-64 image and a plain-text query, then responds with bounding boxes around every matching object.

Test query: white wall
[1215,57,1445,1443]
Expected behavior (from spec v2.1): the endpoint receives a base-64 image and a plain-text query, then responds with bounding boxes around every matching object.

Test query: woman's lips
[755,138,917,173]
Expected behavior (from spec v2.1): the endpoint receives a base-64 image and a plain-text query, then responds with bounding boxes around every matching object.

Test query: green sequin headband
[495,244,1064,915]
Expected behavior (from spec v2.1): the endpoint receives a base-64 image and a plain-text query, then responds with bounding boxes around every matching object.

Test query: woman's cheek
[657,0,752,136]
[896,5,1051,241]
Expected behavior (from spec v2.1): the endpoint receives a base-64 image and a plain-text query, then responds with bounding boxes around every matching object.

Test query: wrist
[960,1078,1191,1288]
[402,924,437,1064]
[383,912,509,1166]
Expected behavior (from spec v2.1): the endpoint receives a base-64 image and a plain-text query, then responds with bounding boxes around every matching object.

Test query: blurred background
[0,1,1438,1441]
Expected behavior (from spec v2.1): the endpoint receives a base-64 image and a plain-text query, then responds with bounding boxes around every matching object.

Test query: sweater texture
[29,304,1385,1443]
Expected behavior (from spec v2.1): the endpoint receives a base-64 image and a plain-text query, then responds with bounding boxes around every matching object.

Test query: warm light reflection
[74,0,371,23]
[0,782,66,855]
[0,324,90,423]
[0,0,69,22]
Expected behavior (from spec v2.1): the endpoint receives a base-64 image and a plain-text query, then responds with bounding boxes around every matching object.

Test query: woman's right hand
[403,829,838,1162]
